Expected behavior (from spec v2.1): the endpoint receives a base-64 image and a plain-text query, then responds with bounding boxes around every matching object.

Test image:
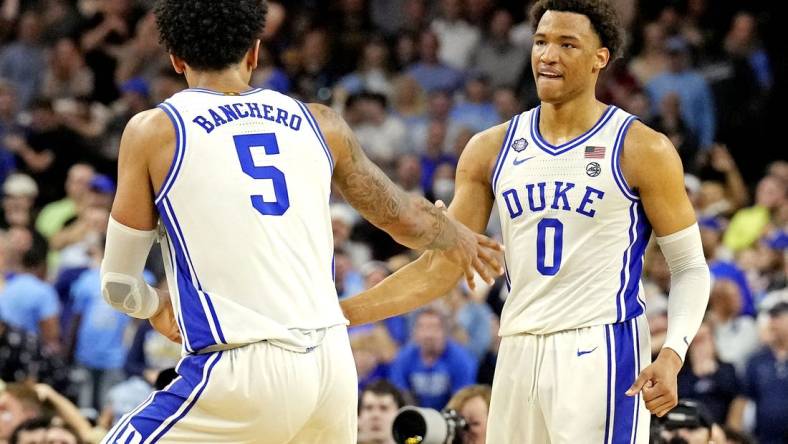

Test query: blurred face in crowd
[17,427,47,444]
[358,391,399,444]
[642,22,666,52]
[426,120,448,156]
[65,164,94,202]
[755,175,786,209]
[419,31,440,64]
[428,92,452,120]
[0,393,36,440]
[362,41,389,71]
[363,265,389,289]
[51,38,83,75]
[689,323,716,362]
[531,11,610,104]
[44,426,79,444]
[395,154,422,191]
[440,0,463,21]
[699,226,721,260]
[709,278,742,320]
[493,87,520,121]
[414,311,447,356]
[769,311,788,347]
[0,85,16,118]
[2,193,33,228]
[465,78,489,103]
[18,12,42,43]
[30,105,59,131]
[726,12,756,53]
[489,9,513,40]
[460,396,488,444]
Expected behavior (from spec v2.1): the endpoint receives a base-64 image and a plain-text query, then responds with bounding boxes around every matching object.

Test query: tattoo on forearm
[316,104,458,251]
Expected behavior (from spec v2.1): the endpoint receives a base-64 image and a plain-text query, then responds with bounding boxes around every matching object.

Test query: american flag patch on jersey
[584,146,606,158]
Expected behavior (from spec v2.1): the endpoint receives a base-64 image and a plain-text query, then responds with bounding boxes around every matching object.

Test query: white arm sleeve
[656,223,711,361]
[100,216,160,319]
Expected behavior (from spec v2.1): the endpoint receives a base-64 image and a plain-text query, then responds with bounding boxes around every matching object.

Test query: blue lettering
[262,104,275,121]
[551,181,575,210]
[526,183,546,211]
[193,115,214,133]
[289,114,302,131]
[209,109,227,127]
[218,105,239,122]
[276,109,289,126]
[246,102,262,118]
[576,186,605,218]
[232,103,250,118]
[502,189,523,219]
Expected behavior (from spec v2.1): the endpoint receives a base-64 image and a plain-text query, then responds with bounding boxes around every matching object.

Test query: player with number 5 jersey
[98,1,502,443]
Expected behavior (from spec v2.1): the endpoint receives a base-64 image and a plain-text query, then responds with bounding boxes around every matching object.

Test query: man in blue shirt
[645,36,715,149]
[389,307,476,409]
[70,238,131,411]
[730,301,788,444]
[407,31,465,94]
[0,231,60,353]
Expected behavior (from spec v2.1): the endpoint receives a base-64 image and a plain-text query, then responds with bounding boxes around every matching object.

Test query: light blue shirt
[407,62,465,94]
[645,70,716,148]
[71,268,131,369]
[0,273,59,334]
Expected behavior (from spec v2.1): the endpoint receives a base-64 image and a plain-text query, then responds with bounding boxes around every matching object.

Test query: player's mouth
[537,70,563,80]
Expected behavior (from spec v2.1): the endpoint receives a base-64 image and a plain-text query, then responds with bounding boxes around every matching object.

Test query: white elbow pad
[100,216,160,319]
[656,223,711,361]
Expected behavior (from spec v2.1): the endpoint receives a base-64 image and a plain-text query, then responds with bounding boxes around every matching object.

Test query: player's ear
[248,40,261,71]
[169,54,186,75]
[593,46,610,72]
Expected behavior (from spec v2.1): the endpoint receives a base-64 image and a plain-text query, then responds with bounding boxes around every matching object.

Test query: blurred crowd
[0,0,785,443]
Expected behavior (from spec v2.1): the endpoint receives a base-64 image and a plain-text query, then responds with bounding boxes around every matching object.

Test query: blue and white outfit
[103,88,355,443]
[488,105,652,443]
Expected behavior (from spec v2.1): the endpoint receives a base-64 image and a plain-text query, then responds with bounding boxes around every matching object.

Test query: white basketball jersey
[493,105,652,336]
[154,87,346,354]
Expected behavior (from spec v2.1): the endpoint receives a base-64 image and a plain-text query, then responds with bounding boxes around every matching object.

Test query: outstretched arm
[340,123,507,325]
[310,103,502,287]
[623,121,710,417]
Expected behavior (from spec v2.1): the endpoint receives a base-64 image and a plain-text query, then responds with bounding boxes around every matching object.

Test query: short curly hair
[530,0,623,60]
[154,0,268,71]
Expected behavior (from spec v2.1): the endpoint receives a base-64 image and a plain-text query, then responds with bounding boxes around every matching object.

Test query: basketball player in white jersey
[341,0,710,442]
[97,1,502,442]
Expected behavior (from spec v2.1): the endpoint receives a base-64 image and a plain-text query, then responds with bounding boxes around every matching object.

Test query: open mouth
[538,72,563,79]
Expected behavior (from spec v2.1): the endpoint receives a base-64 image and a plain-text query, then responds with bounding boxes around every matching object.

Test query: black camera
[391,406,468,444]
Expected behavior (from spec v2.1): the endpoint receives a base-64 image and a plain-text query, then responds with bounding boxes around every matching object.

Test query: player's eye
[535,40,546,46]
[561,43,576,49]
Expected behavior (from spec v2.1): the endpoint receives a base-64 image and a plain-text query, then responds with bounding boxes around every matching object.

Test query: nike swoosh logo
[513,156,535,166]
[577,346,598,357]
[683,336,689,346]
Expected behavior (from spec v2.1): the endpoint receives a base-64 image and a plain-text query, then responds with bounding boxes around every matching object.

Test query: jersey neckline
[530,104,617,155]
[183,87,264,96]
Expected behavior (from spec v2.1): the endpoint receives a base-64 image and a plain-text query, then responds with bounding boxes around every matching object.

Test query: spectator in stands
[723,12,772,92]
[647,92,699,173]
[7,417,48,444]
[35,163,93,239]
[707,278,760,372]
[1,174,37,230]
[0,11,45,110]
[0,81,19,185]
[492,87,521,122]
[390,75,426,127]
[336,37,393,99]
[407,30,465,94]
[357,380,407,444]
[41,38,94,101]
[393,154,424,197]
[291,28,337,102]
[0,384,44,444]
[729,301,788,444]
[724,174,786,253]
[352,92,408,173]
[0,230,60,353]
[646,36,715,149]
[440,285,493,363]
[409,90,462,155]
[450,74,498,133]
[389,307,476,409]
[69,237,130,412]
[331,204,370,270]
[677,322,741,424]
[471,9,527,90]
[629,22,670,86]
[430,0,480,70]
[114,12,169,86]
[700,216,755,316]
[445,384,491,444]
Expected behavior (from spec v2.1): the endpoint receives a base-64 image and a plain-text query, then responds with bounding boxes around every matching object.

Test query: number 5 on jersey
[233,133,290,216]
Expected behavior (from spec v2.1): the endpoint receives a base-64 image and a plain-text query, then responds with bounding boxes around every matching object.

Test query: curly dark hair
[530,0,624,60]
[154,0,268,71]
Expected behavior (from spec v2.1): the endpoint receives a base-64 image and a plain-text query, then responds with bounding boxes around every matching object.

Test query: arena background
[0,1,785,443]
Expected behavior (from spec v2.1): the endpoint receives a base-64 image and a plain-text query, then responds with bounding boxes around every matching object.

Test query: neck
[185,67,252,93]
[539,93,606,143]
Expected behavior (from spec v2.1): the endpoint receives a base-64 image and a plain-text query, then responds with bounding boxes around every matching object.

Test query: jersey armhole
[611,115,640,201]
[294,99,334,174]
[154,102,187,206]
[490,113,521,194]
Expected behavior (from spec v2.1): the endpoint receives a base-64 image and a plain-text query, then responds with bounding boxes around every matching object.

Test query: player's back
[493,105,652,336]
[155,88,344,353]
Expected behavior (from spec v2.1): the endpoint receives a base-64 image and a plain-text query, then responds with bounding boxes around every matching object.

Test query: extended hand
[626,348,682,417]
[434,201,504,289]
[149,292,181,344]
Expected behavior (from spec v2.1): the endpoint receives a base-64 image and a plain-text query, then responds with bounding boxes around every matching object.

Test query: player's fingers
[476,247,503,276]
[652,399,676,417]
[463,265,476,291]
[626,369,652,396]
[473,257,494,285]
[656,401,678,418]
[644,395,671,412]
[476,233,503,251]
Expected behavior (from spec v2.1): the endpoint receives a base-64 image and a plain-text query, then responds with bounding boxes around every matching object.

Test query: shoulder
[457,120,511,179]
[120,107,175,156]
[622,120,675,161]
[305,103,343,134]
[621,119,682,184]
